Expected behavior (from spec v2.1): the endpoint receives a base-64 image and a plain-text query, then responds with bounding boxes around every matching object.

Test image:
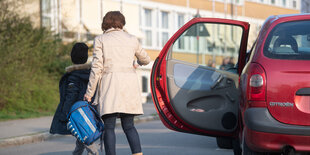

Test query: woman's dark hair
[101,11,126,31]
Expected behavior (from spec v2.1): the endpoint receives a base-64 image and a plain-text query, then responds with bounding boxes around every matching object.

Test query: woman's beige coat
[86,28,151,116]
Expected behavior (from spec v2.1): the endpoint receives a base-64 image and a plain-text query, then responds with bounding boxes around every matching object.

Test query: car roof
[266,13,310,23]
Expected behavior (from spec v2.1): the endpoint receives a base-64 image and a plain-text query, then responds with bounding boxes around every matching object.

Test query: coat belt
[103,67,136,73]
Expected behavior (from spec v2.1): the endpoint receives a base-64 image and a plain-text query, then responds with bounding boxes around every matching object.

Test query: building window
[292,0,297,8]
[162,32,169,47]
[160,11,170,47]
[144,9,152,27]
[41,0,52,28]
[140,8,188,50]
[177,14,185,50]
[282,0,286,6]
[271,0,275,5]
[41,0,58,32]
[161,11,168,29]
[145,30,152,46]
[142,8,153,47]
[178,14,185,28]
[142,76,148,93]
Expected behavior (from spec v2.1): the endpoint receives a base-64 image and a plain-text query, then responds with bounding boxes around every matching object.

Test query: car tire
[216,137,233,149]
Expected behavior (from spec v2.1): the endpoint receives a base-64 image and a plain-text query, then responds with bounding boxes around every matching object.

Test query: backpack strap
[87,102,105,152]
[87,103,105,152]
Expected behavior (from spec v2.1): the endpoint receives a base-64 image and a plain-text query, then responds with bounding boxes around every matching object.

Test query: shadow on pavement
[40,151,72,155]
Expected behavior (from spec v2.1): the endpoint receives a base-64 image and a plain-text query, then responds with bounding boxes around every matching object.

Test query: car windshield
[264,20,310,60]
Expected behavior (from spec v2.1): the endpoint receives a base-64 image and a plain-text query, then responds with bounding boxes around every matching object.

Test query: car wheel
[216,137,233,149]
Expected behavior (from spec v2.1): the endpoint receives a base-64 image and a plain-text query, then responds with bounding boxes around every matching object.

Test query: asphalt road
[0,120,233,155]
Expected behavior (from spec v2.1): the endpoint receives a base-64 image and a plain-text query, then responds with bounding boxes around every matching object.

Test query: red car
[151,14,310,154]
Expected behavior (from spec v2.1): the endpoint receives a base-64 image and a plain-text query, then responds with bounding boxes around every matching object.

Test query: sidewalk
[0,103,158,147]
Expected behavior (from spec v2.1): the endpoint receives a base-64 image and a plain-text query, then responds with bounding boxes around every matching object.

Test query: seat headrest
[274,36,298,53]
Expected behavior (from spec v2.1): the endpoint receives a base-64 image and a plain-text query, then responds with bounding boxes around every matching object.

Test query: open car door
[151,18,249,137]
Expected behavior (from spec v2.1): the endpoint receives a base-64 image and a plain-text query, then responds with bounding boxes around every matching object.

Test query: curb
[0,132,61,148]
[0,114,159,148]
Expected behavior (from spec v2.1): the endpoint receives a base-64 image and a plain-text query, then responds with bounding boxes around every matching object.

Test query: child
[50,42,98,155]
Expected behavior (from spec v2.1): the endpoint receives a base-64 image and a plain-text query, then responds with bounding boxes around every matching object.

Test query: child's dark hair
[71,42,89,64]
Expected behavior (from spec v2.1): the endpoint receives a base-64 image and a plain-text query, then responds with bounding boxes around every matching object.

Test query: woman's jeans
[102,113,142,155]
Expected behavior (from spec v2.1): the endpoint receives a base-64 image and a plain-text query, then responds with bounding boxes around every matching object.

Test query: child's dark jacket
[50,64,91,135]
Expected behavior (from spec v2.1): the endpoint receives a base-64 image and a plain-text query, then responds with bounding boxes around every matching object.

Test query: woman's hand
[133,60,140,69]
[133,63,139,69]
[84,94,92,103]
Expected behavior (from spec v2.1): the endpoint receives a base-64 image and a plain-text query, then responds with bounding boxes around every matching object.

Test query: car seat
[273,35,298,54]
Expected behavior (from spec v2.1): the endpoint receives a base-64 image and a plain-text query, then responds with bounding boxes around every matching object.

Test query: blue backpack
[67,101,104,146]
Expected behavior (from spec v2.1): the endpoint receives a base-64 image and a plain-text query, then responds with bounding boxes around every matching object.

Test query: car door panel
[167,59,240,132]
[151,18,250,137]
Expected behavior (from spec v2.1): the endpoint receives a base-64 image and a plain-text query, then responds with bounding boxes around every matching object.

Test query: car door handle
[226,92,236,102]
[211,74,223,89]
[296,88,310,96]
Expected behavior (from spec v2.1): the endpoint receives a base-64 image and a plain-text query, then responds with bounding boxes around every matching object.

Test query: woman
[84,11,150,155]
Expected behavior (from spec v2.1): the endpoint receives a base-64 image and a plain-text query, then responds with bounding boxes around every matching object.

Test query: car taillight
[248,63,266,102]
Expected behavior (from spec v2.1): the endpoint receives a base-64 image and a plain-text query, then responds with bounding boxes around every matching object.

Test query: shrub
[0,0,73,120]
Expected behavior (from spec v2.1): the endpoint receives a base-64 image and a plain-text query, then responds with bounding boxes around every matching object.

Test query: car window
[170,23,243,71]
[264,20,310,60]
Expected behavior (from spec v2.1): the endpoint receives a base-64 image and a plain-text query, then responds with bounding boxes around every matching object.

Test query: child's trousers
[73,139,98,155]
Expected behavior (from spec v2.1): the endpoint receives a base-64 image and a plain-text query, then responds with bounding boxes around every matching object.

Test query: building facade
[19,0,300,103]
